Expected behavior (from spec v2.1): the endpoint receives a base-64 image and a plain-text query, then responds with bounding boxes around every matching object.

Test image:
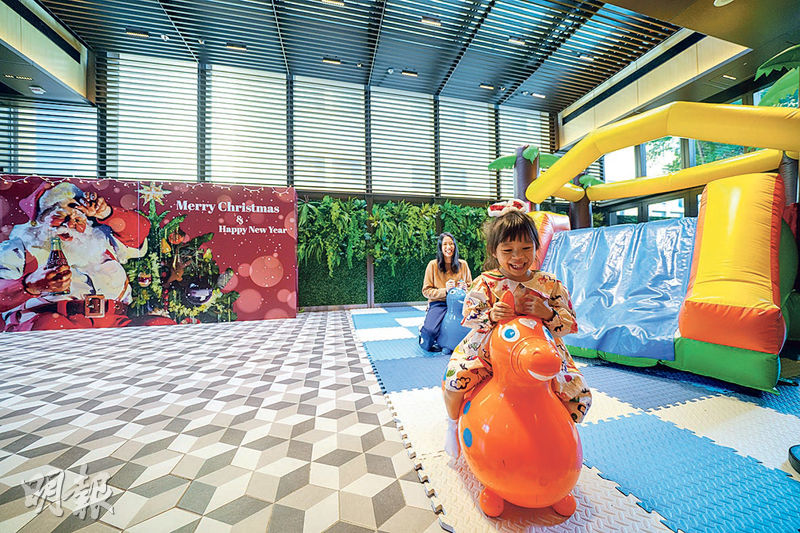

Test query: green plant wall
[299,261,367,307]
[297,196,491,306]
[298,196,369,307]
[439,201,489,273]
[374,258,429,304]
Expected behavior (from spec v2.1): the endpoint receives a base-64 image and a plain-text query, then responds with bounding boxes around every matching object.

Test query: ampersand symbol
[236,215,244,225]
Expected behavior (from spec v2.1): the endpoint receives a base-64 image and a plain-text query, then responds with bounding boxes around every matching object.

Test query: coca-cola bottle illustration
[45,237,70,295]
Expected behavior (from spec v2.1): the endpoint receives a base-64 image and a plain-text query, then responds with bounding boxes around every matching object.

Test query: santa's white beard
[25,220,110,269]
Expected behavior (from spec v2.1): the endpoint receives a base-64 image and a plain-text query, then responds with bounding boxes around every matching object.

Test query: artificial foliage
[123,199,239,323]
[374,258,429,304]
[369,201,439,275]
[298,196,369,277]
[439,201,489,273]
[299,261,367,307]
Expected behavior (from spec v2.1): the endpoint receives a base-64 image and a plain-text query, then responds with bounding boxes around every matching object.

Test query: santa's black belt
[27,299,127,318]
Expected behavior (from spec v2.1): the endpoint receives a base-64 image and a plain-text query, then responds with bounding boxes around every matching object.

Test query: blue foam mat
[382,306,425,314]
[351,310,424,329]
[363,338,440,361]
[581,413,800,533]
[580,363,718,410]
[371,355,450,393]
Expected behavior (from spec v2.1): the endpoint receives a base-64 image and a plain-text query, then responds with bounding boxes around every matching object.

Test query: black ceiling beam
[156,0,198,63]
[496,1,599,106]
[435,0,496,96]
[269,0,292,78]
[366,0,387,86]
[270,0,291,77]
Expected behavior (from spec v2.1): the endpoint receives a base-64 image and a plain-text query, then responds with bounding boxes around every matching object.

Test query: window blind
[370,87,435,196]
[293,76,365,193]
[0,97,97,177]
[439,97,496,200]
[102,53,198,181]
[498,106,550,199]
[208,65,287,186]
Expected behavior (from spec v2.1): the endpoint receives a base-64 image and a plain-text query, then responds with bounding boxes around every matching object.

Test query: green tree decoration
[123,190,239,324]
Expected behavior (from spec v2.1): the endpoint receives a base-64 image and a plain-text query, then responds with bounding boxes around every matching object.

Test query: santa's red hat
[19,181,83,224]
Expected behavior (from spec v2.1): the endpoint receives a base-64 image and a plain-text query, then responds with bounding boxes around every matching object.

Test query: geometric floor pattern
[351,306,800,533]
[0,312,441,532]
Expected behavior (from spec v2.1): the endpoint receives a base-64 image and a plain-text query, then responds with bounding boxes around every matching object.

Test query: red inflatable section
[530,211,570,270]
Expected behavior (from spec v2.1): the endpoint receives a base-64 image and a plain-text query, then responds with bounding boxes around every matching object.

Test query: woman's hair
[482,210,540,270]
[436,232,461,274]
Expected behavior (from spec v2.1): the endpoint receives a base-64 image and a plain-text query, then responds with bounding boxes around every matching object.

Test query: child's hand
[457,280,468,290]
[445,279,456,290]
[490,300,515,322]
[522,295,556,321]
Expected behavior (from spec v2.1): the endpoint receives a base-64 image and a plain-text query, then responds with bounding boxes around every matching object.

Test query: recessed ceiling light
[15,75,33,81]
[3,74,13,78]
[401,70,418,77]
[420,16,441,27]
[579,54,594,62]
[531,93,546,99]
[479,83,495,90]
[722,74,737,80]
[508,37,526,46]
[713,0,734,6]
[322,57,342,65]
[387,68,394,74]
[161,34,170,41]
[125,28,150,38]
[500,86,506,91]
[29,85,46,95]
[197,38,205,45]
[322,0,345,5]
[226,42,247,51]
[521,91,529,96]
[356,62,363,68]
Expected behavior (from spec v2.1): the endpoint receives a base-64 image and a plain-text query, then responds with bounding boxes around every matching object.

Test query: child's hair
[482,210,540,270]
[436,232,461,274]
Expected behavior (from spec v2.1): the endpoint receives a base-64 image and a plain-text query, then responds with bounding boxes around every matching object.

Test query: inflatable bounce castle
[526,102,800,392]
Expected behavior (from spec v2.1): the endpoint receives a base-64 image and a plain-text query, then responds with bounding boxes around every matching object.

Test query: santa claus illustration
[0,181,151,330]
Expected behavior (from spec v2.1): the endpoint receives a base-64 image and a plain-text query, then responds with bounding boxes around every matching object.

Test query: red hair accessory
[488,199,530,218]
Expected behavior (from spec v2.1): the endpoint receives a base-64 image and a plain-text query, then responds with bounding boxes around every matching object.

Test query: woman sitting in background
[419,233,472,351]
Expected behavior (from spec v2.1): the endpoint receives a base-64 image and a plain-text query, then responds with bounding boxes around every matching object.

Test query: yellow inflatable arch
[530,102,800,204]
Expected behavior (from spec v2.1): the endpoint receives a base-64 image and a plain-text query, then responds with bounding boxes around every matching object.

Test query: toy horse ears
[499,291,516,323]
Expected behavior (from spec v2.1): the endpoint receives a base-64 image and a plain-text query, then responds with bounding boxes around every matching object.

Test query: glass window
[106,54,198,181]
[0,99,97,177]
[648,198,684,221]
[498,106,550,198]
[209,65,287,186]
[694,140,744,165]
[294,77,366,193]
[371,88,435,196]
[603,146,636,183]
[610,207,638,225]
[644,136,681,175]
[440,97,496,199]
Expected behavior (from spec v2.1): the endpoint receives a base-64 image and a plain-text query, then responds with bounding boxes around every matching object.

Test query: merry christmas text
[176,200,279,214]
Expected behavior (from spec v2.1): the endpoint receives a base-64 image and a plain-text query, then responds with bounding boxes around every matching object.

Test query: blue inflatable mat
[542,218,696,361]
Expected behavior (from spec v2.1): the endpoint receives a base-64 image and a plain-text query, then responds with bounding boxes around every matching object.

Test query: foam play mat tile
[580,413,800,532]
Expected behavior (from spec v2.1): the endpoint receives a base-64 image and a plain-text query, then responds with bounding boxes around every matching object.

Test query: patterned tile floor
[0,312,441,532]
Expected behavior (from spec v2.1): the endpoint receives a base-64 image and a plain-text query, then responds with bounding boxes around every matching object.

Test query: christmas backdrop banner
[0,175,297,331]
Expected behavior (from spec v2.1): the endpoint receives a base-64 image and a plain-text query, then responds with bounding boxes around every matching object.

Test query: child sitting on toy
[442,200,592,457]
[419,232,472,351]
